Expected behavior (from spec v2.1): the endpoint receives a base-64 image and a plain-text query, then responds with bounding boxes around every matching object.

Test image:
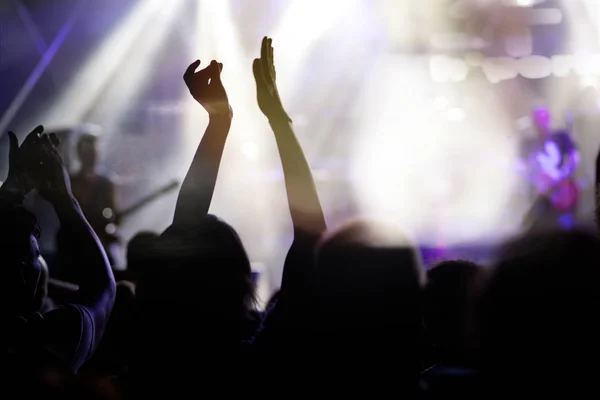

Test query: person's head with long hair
[137,215,255,325]
[126,231,159,282]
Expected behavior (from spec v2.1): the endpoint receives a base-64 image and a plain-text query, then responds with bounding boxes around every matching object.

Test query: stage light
[433,96,449,110]
[41,0,165,126]
[241,141,259,161]
[518,56,553,79]
[447,108,466,121]
[351,54,521,247]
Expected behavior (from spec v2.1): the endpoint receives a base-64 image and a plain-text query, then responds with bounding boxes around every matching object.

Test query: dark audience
[2,35,600,399]
[421,260,483,398]
[478,230,600,397]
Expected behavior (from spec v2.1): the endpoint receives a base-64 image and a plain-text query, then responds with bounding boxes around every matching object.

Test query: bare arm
[173,60,232,226]
[173,114,232,225]
[52,194,115,311]
[34,134,115,331]
[268,115,326,235]
[253,37,326,296]
[253,38,326,236]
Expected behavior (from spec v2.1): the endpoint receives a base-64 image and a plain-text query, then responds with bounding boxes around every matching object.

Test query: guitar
[56,179,179,271]
[99,179,180,244]
[532,140,580,213]
[93,179,179,270]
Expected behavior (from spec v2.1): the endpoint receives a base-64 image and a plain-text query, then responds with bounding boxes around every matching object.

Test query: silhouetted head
[76,134,98,172]
[315,219,425,310]
[424,259,483,365]
[478,230,600,393]
[126,231,159,281]
[139,215,255,320]
[532,106,551,135]
[1,206,42,317]
[312,219,425,386]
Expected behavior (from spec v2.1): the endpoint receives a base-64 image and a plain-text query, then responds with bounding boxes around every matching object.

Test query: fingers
[269,40,276,78]
[24,125,44,144]
[210,60,221,82]
[38,134,62,162]
[261,36,269,66]
[40,133,52,147]
[183,60,201,84]
[214,62,223,83]
[259,37,275,83]
[49,132,60,147]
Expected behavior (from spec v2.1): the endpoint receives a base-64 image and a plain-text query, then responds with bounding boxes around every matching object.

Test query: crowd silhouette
[3,36,600,398]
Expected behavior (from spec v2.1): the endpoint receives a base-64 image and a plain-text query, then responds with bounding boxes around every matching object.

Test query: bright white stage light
[351,55,522,246]
[433,96,449,110]
[41,0,164,126]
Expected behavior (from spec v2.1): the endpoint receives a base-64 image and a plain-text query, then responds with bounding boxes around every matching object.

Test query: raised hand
[30,132,71,202]
[253,36,291,122]
[173,60,234,223]
[3,125,45,199]
[184,59,231,118]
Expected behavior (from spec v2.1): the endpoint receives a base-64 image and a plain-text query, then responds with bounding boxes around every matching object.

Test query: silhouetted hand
[184,59,232,118]
[253,37,291,123]
[3,125,46,200]
[30,133,72,203]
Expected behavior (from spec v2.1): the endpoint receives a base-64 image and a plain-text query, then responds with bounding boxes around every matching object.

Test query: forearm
[52,193,115,308]
[269,114,326,235]
[173,113,232,225]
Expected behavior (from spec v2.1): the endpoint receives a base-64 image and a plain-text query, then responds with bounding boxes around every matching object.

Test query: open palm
[253,37,291,122]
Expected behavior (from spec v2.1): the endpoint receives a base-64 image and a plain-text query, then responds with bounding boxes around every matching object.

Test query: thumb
[8,131,19,156]
[184,59,201,84]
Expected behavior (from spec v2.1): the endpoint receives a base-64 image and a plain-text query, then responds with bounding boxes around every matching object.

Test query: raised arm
[173,60,232,226]
[253,37,326,295]
[32,132,115,332]
[253,37,326,237]
[0,126,43,206]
